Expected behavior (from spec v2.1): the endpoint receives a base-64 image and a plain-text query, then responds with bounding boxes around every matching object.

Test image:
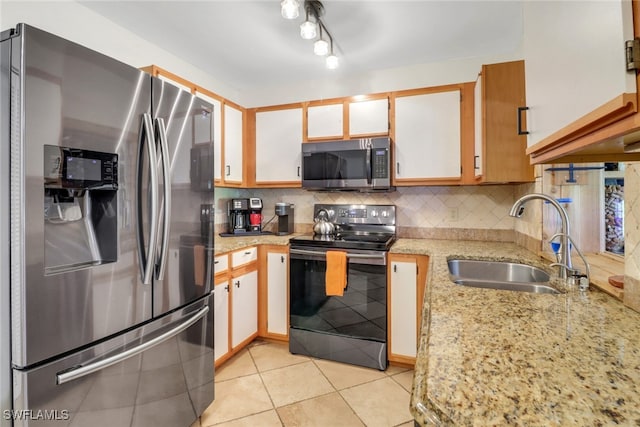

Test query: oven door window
[290,257,386,342]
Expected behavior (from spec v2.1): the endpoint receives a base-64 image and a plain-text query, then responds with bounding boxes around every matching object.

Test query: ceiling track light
[283,0,339,69]
[281,0,300,20]
[299,9,317,40]
[314,24,329,56]
[326,37,338,70]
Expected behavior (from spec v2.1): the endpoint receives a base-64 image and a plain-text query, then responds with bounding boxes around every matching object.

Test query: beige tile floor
[192,340,415,427]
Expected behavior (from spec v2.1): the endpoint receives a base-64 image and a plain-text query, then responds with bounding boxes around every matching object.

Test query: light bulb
[281,0,299,20]
[300,21,317,40]
[314,39,329,56]
[326,54,339,69]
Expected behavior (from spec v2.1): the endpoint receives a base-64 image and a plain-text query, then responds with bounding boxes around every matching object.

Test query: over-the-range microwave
[301,137,393,192]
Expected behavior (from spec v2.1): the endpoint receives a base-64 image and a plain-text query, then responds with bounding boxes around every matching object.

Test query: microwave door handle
[154,117,171,280]
[366,146,372,184]
[136,113,159,285]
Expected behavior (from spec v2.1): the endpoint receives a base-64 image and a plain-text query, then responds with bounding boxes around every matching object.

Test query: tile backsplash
[215,185,522,241]
[214,161,640,316]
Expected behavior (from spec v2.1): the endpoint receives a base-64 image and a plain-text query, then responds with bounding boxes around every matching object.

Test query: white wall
[240,50,523,107]
[1,1,524,110]
[0,0,240,102]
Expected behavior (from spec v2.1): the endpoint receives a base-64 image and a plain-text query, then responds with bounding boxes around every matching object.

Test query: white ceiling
[79,1,524,92]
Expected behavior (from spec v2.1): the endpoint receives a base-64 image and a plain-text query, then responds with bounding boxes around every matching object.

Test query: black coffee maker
[227,198,250,234]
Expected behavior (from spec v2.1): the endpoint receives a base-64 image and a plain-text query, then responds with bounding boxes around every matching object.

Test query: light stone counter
[391,239,640,426]
[214,234,294,255]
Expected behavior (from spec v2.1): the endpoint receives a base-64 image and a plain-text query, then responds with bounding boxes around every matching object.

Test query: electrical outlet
[447,207,459,222]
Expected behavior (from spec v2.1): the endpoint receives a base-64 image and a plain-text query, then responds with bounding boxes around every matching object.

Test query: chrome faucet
[509,193,572,280]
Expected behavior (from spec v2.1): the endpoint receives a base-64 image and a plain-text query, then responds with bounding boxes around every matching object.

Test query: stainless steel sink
[447,259,560,294]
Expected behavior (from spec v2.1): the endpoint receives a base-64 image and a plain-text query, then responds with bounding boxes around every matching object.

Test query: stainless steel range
[288,204,396,370]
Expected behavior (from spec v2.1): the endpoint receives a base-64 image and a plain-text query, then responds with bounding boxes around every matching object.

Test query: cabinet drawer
[231,247,258,268]
[214,255,229,275]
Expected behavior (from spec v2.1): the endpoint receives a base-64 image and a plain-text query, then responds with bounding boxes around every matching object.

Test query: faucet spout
[510,193,572,279]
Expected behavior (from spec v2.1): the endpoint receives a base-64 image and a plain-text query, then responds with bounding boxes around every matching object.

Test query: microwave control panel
[373,149,388,178]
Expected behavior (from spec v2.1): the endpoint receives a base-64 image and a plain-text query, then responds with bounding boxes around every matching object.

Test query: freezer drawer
[10,294,214,427]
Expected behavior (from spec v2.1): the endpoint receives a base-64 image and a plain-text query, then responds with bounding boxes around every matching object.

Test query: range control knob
[371,210,378,217]
[381,210,389,218]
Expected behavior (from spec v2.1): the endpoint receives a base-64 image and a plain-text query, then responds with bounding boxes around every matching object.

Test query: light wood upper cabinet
[307,103,344,140]
[141,66,191,93]
[474,74,484,178]
[255,107,303,184]
[224,103,244,183]
[305,98,389,141]
[474,61,533,183]
[348,98,389,136]
[523,0,640,163]
[393,88,462,183]
[142,65,250,186]
[194,91,222,181]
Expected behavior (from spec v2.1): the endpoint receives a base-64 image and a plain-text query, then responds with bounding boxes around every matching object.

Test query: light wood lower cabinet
[258,246,289,340]
[388,254,428,365]
[215,245,429,369]
[214,277,230,363]
[231,270,258,348]
[213,249,258,367]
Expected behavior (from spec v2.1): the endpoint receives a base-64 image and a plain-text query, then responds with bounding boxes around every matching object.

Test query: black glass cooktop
[289,232,396,251]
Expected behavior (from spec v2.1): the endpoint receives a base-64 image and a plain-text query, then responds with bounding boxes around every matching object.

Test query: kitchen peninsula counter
[390,239,640,426]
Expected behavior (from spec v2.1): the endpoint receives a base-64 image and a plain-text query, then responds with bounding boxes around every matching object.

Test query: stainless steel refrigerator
[0,24,215,426]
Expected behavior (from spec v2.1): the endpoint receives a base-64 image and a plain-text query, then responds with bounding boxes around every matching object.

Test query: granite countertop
[214,233,294,255]
[391,239,640,426]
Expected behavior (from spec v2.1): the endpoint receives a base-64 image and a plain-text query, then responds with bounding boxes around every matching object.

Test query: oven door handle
[289,248,386,260]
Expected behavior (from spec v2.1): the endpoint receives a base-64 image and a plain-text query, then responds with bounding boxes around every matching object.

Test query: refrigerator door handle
[56,305,209,385]
[137,113,160,285]
[155,117,171,280]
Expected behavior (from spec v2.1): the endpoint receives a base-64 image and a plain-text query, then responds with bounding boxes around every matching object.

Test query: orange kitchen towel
[194,245,205,287]
[326,250,347,296]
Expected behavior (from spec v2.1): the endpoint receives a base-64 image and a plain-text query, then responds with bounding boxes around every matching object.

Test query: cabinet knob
[226,165,231,176]
[281,255,285,263]
[474,155,480,170]
[214,260,219,265]
[244,251,251,255]
[297,166,301,177]
[235,281,240,288]
[224,285,229,292]
[393,264,397,273]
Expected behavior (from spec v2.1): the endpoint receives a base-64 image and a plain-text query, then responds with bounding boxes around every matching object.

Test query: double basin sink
[448,259,560,295]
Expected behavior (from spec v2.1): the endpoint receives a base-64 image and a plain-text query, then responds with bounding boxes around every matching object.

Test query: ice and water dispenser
[44,145,118,274]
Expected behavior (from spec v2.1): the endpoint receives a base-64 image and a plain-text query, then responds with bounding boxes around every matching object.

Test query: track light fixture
[313,24,329,56]
[281,0,339,69]
[280,0,300,19]
[326,37,338,69]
